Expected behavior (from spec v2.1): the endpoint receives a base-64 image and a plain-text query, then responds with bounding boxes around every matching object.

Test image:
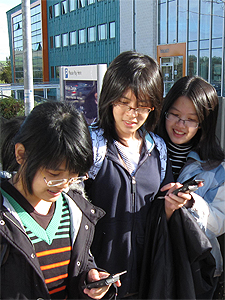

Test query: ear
[15,143,26,165]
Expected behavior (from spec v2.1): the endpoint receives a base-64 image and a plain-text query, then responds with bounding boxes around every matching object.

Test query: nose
[127,107,138,116]
[176,118,186,127]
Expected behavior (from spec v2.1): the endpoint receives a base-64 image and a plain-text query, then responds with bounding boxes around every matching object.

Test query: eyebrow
[169,106,198,116]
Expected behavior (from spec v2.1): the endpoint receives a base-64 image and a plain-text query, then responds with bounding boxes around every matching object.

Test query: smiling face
[165,96,200,145]
[112,89,151,140]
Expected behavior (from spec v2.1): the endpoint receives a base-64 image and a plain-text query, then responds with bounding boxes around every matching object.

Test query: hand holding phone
[172,179,204,196]
[82,270,127,289]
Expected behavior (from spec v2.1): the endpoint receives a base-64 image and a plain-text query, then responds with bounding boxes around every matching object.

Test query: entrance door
[160,56,183,96]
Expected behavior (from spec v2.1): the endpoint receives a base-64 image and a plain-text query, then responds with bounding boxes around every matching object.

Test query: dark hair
[14,102,93,194]
[156,76,224,162]
[1,116,26,172]
[95,51,163,141]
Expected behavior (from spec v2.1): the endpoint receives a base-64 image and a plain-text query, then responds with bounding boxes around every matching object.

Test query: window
[88,26,96,42]
[70,31,77,45]
[109,22,115,39]
[98,24,107,40]
[51,66,54,78]
[49,6,53,19]
[62,33,68,46]
[77,0,85,8]
[158,0,166,44]
[62,0,68,14]
[78,29,85,43]
[168,0,176,43]
[69,0,76,11]
[50,36,54,48]
[55,66,60,79]
[55,35,61,47]
[88,0,95,4]
[54,3,60,17]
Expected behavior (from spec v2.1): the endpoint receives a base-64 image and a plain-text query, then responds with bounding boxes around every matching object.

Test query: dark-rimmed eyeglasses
[115,101,154,115]
[165,112,199,128]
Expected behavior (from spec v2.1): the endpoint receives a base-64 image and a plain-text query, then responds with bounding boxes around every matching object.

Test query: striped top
[1,187,71,299]
[167,141,193,181]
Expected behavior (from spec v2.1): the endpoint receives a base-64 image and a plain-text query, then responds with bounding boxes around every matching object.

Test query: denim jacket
[177,151,225,276]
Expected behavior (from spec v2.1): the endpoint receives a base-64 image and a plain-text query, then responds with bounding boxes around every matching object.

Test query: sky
[0,0,21,61]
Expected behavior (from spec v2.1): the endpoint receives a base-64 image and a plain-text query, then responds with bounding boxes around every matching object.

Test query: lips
[173,129,186,137]
[47,189,63,196]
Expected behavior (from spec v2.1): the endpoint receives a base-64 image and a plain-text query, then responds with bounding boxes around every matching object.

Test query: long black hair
[13,102,93,194]
[95,51,164,142]
[156,76,224,163]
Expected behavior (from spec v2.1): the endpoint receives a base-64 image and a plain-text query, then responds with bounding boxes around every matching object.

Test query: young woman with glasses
[84,51,196,298]
[0,102,120,300]
[156,76,225,299]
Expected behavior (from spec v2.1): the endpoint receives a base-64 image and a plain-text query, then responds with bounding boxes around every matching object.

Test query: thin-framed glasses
[165,112,199,128]
[115,101,153,115]
[41,171,88,187]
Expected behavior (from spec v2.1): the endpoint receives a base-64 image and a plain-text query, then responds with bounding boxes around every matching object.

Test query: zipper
[131,176,136,210]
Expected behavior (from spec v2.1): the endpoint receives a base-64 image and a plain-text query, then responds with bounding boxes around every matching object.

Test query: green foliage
[0,57,12,84]
[0,97,24,119]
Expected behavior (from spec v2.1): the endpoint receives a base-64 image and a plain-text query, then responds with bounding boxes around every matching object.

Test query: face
[165,96,200,145]
[113,88,152,140]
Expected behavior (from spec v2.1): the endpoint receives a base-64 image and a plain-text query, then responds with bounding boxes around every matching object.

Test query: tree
[0,57,12,83]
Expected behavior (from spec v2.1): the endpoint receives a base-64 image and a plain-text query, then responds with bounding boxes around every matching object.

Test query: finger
[160,182,176,192]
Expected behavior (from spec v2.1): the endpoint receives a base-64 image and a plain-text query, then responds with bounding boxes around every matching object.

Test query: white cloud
[0,0,21,61]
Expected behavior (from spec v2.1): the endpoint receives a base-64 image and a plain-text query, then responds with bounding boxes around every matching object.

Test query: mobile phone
[172,179,204,196]
[82,270,127,289]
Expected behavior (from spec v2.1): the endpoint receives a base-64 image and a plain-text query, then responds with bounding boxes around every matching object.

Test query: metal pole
[22,0,34,115]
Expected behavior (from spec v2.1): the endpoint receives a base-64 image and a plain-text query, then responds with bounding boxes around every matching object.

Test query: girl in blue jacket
[0,102,120,299]
[85,51,193,298]
[156,76,225,298]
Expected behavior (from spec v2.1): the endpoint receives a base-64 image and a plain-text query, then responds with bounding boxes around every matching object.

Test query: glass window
[98,24,107,40]
[189,0,198,41]
[212,1,223,39]
[51,66,54,78]
[62,0,68,14]
[168,0,176,43]
[178,0,187,43]
[188,41,197,50]
[49,6,53,19]
[55,35,61,47]
[212,38,222,48]
[54,3,60,17]
[70,31,76,45]
[50,36,54,48]
[88,26,96,42]
[88,0,95,4]
[55,66,60,79]
[62,33,68,46]
[77,0,85,8]
[199,49,209,81]
[212,48,222,96]
[158,0,167,44]
[78,29,85,43]
[200,0,210,41]
[109,22,115,39]
[188,50,197,77]
[69,0,76,11]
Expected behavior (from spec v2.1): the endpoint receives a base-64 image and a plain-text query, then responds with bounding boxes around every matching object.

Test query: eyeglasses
[41,171,88,187]
[165,112,199,128]
[115,101,153,115]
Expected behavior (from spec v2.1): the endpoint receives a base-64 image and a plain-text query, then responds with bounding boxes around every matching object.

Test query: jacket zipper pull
[131,176,136,208]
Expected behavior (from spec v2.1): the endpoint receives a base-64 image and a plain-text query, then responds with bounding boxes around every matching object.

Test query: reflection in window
[212,48,222,96]
[77,0,85,8]
[54,3,60,17]
[62,1,68,14]
[168,0,176,43]
[78,29,85,44]
[109,22,115,39]
[69,0,76,11]
[178,0,187,43]
[88,0,95,4]
[199,49,209,81]
[51,66,54,78]
[55,66,60,79]
[88,26,96,42]
[55,35,61,48]
[70,31,76,45]
[62,33,68,46]
[158,0,166,44]
[98,24,107,40]
[49,6,53,19]
[212,1,223,39]
[188,50,197,77]
[189,0,198,41]
[200,0,210,41]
